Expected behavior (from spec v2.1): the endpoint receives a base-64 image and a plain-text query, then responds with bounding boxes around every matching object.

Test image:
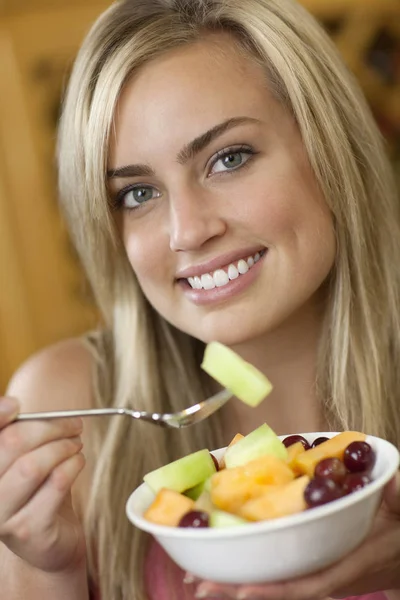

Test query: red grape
[304,477,343,508]
[343,441,375,473]
[314,457,347,485]
[343,472,372,494]
[282,435,311,450]
[311,436,329,448]
[210,453,219,471]
[178,510,209,528]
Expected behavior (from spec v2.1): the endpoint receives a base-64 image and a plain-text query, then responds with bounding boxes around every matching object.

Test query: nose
[169,188,227,252]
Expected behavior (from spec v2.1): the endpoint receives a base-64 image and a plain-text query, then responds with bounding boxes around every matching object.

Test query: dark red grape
[311,436,329,448]
[343,472,372,495]
[314,457,347,485]
[178,510,209,528]
[304,477,343,508]
[343,441,375,473]
[210,453,219,471]
[282,435,311,450]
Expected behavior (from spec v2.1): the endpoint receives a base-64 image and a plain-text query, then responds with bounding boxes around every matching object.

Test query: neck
[221,296,327,441]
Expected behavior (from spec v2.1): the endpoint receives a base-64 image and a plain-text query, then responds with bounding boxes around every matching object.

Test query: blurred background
[0,0,399,393]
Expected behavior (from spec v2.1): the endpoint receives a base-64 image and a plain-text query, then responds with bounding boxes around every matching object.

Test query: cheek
[122,220,159,279]
[245,168,335,272]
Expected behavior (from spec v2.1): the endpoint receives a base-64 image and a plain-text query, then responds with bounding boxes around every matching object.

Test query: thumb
[383,470,400,515]
[0,396,20,427]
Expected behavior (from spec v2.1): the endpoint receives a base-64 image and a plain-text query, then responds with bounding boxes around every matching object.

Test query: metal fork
[14,389,232,429]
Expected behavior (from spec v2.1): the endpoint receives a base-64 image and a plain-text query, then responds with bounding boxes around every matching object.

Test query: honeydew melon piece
[143,449,216,494]
[224,423,287,469]
[144,488,195,526]
[294,431,367,478]
[184,480,205,501]
[210,510,248,528]
[201,342,272,407]
[219,433,244,469]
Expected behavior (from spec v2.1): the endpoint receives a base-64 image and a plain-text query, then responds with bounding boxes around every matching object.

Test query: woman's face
[108,35,336,346]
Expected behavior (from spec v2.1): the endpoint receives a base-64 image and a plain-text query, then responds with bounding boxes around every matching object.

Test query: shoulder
[6,337,95,412]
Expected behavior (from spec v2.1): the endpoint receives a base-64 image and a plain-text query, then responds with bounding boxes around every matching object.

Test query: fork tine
[164,389,232,428]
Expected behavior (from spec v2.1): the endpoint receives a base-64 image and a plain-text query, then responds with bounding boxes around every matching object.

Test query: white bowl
[126,432,399,584]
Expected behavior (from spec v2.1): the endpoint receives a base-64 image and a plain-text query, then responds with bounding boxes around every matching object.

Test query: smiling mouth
[180,249,266,291]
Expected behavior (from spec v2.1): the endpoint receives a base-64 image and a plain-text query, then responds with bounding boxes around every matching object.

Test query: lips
[186,250,265,290]
[176,247,267,282]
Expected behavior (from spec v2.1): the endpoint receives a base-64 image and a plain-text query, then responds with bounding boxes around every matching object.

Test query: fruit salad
[142,343,376,528]
[143,425,376,529]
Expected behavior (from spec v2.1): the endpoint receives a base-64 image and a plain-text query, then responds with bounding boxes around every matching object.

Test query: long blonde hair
[57,0,400,598]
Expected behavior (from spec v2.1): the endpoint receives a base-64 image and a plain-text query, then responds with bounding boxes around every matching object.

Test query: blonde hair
[57,0,400,598]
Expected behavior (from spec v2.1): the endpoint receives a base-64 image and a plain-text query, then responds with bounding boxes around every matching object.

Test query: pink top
[92,541,389,600]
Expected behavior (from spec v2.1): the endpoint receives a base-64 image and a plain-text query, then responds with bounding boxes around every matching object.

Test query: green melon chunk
[210,510,248,528]
[194,490,214,514]
[143,449,216,494]
[201,342,272,407]
[184,480,205,501]
[224,423,287,469]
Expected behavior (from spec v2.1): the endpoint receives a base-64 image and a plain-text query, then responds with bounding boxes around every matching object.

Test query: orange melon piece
[293,431,366,477]
[219,433,244,469]
[286,441,306,475]
[144,488,195,526]
[211,454,294,513]
[240,475,310,521]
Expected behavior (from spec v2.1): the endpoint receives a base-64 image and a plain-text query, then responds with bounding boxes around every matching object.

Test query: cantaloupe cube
[293,431,366,477]
[211,455,294,513]
[286,441,306,475]
[240,475,310,521]
[241,455,295,483]
[144,488,195,527]
[219,433,245,469]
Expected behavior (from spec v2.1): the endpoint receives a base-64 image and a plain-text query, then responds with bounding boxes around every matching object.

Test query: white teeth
[186,250,264,290]
[201,274,215,290]
[194,276,202,289]
[213,269,229,287]
[237,259,249,274]
[228,264,239,280]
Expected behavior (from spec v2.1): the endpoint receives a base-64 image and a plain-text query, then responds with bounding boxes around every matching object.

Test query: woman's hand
[192,472,400,599]
[0,396,87,574]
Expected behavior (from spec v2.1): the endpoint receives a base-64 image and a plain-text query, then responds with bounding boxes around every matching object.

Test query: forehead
[108,34,281,165]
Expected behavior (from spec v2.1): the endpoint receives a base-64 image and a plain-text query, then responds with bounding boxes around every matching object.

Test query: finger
[0,417,83,476]
[3,453,86,571]
[232,533,390,600]
[0,437,83,526]
[27,451,86,525]
[383,471,400,515]
[194,582,239,598]
[184,572,201,584]
[0,397,20,427]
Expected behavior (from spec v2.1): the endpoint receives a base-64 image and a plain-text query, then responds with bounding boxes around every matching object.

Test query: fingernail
[0,396,19,416]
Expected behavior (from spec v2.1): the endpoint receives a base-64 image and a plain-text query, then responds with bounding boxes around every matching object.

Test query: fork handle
[15,408,129,420]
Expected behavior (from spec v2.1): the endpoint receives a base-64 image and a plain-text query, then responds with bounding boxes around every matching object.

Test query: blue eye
[119,185,161,209]
[210,148,254,175]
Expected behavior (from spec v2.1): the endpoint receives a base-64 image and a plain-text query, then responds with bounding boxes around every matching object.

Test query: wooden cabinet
[0,0,399,392]
[0,3,108,391]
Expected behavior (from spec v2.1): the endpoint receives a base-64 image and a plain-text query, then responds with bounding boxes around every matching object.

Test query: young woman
[0,0,399,599]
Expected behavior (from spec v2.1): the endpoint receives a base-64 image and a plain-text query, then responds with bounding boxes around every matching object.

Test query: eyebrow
[107,116,261,179]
